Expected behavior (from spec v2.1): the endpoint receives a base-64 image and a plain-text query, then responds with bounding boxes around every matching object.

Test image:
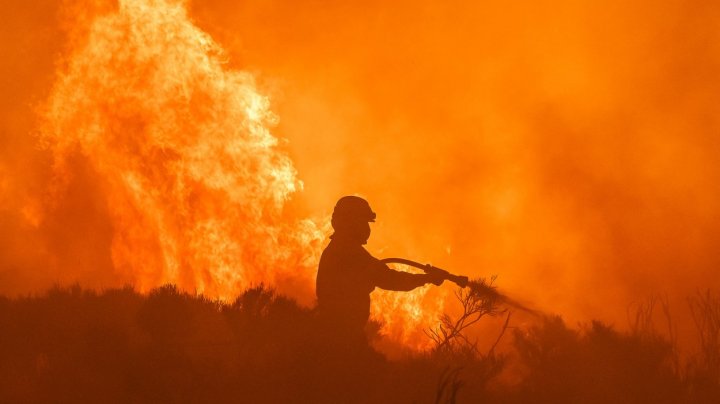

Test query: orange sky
[1,0,720,348]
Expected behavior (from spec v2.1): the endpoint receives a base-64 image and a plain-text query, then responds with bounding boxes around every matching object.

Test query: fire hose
[380,258,469,288]
[381,258,541,315]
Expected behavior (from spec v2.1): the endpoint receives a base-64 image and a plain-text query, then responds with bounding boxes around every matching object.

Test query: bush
[2,285,719,403]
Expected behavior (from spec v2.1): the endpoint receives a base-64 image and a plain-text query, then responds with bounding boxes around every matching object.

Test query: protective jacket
[316,236,427,341]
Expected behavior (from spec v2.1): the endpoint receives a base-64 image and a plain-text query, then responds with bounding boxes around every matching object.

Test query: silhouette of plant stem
[689,289,720,384]
[488,312,512,356]
[426,276,506,356]
[434,366,464,404]
[628,294,680,374]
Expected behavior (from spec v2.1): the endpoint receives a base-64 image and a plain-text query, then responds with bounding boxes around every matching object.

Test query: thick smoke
[2,0,720,349]
[190,0,720,335]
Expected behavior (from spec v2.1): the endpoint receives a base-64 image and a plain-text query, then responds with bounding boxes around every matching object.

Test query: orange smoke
[190,0,720,345]
[3,0,720,351]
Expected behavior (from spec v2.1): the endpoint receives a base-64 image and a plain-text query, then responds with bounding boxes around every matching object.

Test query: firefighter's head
[331,196,375,244]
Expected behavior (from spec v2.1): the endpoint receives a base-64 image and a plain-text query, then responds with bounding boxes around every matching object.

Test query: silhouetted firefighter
[310,196,451,402]
[316,196,446,349]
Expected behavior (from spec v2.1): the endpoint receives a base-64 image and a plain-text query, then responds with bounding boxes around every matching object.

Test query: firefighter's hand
[424,272,445,286]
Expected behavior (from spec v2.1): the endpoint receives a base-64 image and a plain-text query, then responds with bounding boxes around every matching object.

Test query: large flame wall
[40,0,322,303]
[2,0,720,348]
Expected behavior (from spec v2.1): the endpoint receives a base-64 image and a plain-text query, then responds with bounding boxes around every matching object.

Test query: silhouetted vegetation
[1,285,719,403]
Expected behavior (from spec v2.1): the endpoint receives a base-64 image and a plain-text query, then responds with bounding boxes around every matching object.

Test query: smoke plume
[2,0,720,349]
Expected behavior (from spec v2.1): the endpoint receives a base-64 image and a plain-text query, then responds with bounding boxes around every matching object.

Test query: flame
[4,0,720,355]
[40,0,321,300]
[372,284,448,349]
[37,0,441,347]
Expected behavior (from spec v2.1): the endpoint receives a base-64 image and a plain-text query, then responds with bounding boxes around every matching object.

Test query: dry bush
[426,276,507,357]
[628,294,680,374]
[510,316,684,404]
[425,277,510,403]
[4,284,720,403]
[686,289,720,401]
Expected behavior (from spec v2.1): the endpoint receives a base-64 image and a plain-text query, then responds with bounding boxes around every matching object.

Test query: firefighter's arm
[372,261,444,291]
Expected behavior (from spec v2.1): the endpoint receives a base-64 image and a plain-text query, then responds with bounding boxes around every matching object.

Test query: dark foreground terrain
[0,284,718,403]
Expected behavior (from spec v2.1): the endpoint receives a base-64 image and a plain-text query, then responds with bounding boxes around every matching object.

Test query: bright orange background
[1,0,719,349]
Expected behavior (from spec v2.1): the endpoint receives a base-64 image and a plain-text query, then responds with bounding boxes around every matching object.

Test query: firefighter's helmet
[331,196,376,226]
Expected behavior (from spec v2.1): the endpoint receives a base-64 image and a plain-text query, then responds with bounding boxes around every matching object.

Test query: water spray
[380,257,541,316]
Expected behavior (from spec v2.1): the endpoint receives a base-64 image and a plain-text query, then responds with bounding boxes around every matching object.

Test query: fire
[5,0,720,357]
[37,0,442,347]
[373,284,448,349]
[40,0,318,300]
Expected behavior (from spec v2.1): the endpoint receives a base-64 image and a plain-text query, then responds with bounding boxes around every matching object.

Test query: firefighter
[315,196,445,347]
